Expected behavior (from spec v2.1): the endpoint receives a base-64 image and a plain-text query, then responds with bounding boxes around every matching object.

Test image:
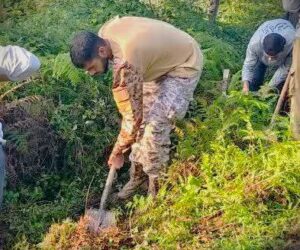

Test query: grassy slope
[2,0,299,249]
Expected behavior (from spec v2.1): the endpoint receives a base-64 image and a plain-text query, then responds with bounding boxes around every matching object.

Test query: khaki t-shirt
[99,16,203,82]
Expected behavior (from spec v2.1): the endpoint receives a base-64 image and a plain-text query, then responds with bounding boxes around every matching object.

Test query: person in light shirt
[242,19,295,93]
[0,44,41,144]
[0,45,40,206]
[0,45,40,82]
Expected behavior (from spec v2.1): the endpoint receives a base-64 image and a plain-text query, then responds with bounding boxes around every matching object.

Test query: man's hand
[242,81,250,94]
[108,152,124,169]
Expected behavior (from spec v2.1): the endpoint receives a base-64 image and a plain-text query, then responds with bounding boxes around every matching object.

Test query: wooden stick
[222,69,230,96]
[208,0,220,23]
[270,71,291,128]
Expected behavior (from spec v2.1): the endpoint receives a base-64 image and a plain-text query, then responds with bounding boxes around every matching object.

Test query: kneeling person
[70,16,203,199]
[242,19,295,93]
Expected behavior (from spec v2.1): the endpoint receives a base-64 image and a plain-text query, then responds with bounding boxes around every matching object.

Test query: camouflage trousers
[131,75,199,176]
[117,74,200,199]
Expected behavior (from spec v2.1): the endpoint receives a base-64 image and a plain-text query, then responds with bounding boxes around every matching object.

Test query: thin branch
[270,70,291,128]
[85,175,95,211]
[0,80,30,102]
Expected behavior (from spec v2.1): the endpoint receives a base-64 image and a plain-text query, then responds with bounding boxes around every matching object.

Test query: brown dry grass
[69,217,134,250]
[191,210,240,246]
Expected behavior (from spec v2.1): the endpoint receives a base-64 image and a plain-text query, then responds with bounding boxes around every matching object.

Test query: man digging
[70,16,203,201]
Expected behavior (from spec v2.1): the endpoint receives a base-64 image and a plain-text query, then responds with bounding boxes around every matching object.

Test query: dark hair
[70,31,105,68]
[263,33,286,56]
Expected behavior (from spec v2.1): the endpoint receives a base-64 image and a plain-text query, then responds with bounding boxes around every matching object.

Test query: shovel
[86,166,117,233]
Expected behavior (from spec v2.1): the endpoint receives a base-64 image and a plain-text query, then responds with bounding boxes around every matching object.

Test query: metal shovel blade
[85,208,116,232]
[86,166,117,233]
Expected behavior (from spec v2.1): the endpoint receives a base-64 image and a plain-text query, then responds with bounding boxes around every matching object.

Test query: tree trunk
[208,0,220,23]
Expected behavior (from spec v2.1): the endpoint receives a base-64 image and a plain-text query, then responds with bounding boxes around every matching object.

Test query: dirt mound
[1,100,60,187]
[40,216,134,250]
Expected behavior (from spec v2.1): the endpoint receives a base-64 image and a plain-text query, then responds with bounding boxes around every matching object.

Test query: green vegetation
[1,0,299,249]
[129,92,298,249]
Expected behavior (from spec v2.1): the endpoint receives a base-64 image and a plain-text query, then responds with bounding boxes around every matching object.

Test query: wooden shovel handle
[99,167,116,210]
[270,70,291,128]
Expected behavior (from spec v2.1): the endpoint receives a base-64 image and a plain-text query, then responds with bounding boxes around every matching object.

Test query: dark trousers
[249,61,267,91]
[249,61,285,92]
